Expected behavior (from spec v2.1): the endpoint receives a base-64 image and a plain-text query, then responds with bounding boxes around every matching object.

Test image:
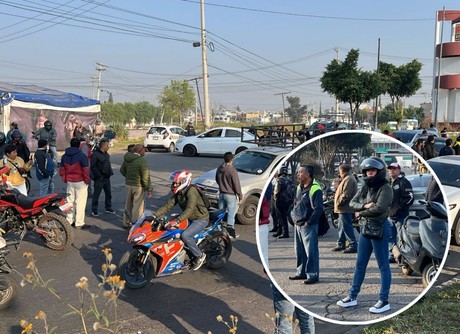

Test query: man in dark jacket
[9,129,30,163]
[120,144,153,228]
[439,138,455,156]
[60,138,90,229]
[35,139,55,196]
[90,139,114,216]
[215,152,243,239]
[388,163,414,261]
[33,120,58,163]
[423,135,437,160]
[273,166,294,238]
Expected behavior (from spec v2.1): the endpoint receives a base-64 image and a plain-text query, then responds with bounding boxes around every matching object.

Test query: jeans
[349,220,392,302]
[389,215,404,247]
[38,176,55,196]
[49,146,59,164]
[294,223,319,280]
[219,193,238,228]
[91,177,112,212]
[181,219,208,258]
[272,284,315,334]
[337,213,357,249]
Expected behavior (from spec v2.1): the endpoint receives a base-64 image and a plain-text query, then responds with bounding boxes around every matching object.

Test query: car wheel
[183,144,197,157]
[454,219,460,246]
[237,195,259,225]
[235,146,247,155]
[167,142,175,153]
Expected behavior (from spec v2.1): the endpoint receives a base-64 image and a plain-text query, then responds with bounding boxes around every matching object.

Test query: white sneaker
[337,296,357,308]
[192,253,206,271]
[369,300,390,314]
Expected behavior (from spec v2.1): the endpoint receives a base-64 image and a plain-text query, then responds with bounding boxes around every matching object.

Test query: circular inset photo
[257,130,450,325]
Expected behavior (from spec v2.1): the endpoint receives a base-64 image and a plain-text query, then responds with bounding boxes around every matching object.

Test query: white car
[175,127,258,157]
[144,125,187,152]
[427,156,460,245]
[193,146,289,225]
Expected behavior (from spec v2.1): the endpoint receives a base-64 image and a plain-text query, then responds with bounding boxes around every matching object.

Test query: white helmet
[169,170,192,195]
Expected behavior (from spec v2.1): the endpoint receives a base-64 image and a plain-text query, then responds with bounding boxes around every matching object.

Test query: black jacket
[90,149,113,180]
[389,175,414,218]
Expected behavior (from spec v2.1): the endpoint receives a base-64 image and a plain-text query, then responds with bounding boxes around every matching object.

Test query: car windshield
[428,161,460,188]
[148,127,166,134]
[393,132,415,144]
[233,151,276,175]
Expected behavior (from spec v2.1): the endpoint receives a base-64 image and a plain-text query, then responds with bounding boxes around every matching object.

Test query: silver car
[193,146,289,225]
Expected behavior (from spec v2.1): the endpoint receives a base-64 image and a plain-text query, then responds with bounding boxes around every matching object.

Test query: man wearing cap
[388,162,414,262]
[93,119,106,137]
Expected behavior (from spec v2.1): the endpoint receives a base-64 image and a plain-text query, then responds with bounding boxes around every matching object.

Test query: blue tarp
[0,82,99,108]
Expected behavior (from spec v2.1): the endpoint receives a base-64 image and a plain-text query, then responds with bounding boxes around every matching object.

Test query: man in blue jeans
[215,152,243,239]
[331,164,358,253]
[289,165,323,285]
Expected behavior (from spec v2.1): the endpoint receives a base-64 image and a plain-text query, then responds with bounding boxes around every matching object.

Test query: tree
[133,101,156,126]
[379,60,422,117]
[320,49,383,125]
[157,80,195,125]
[285,96,308,123]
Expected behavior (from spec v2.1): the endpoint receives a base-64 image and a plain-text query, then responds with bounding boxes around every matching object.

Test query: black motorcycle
[0,237,19,310]
[392,200,448,288]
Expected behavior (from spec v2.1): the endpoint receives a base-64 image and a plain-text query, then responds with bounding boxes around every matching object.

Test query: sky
[0,0,458,114]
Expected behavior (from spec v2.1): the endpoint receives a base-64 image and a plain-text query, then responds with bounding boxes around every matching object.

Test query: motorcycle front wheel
[37,212,74,251]
[0,275,18,310]
[119,249,156,289]
[202,231,232,269]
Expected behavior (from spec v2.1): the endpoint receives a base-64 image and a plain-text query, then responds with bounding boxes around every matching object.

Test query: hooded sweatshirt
[59,146,90,184]
[215,162,243,199]
[120,152,152,192]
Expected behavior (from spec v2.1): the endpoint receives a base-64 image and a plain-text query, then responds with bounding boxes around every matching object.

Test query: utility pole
[334,47,340,122]
[187,76,204,126]
[434,7,446,127]
[374,38,381,130]
[274,91,290,123]
[90,76,98,99]
[200,0,211,129]
[96,62,107,101]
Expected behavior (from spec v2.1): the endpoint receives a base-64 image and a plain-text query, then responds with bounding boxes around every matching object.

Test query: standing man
[93,118,106,137]
[215,152,243,239]
[59,138,90,229]
[90,139,114,216]
[33,120,58,163]
[289,165,323,285]
[186,122,196,136]
[331,164,358,254]
[273,166,294,238]
[439,138,455,156]
[73,120,88,141]
[34,139,55,196]
[423,135,437,161]
[120,144,153,228]
[388,163,414,262]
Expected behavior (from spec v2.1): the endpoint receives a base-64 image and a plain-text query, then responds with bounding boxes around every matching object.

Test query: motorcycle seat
[209,208,226,221]
[16,193,58,209]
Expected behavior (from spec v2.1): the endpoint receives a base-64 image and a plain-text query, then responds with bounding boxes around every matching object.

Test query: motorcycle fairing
[152,240,186,276]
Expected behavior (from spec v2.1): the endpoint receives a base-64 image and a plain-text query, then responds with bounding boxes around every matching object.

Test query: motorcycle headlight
[130,233,146,243]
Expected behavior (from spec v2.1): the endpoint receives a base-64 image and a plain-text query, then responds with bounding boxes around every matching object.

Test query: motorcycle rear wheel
[0,275,18,310]
[422,264,437,288]
[38,212,74,251]
[202,232,232,269]
[119,249,156,289]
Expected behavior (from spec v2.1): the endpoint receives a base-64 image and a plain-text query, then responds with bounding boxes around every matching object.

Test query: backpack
[188,185,212,209]
[35,152,55,181]
[277,176,296,207]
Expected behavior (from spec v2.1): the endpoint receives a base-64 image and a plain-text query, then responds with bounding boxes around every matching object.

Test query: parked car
[193,146,289,225]
[427,156,460,245]
[393,129,438,148]
[175,127,258,157]
[144,125,187,152]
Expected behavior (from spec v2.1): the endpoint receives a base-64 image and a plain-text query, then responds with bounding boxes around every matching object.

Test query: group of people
[268,156,417,317]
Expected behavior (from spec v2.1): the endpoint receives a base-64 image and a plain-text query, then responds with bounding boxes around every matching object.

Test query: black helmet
[0,132,5,143]
[44,120,52,128]
[11,129,22,139]
[279,166,288,175]
[360,157,387,188]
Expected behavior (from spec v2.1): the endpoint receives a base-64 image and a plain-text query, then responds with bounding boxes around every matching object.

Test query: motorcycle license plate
[59,203,73,213]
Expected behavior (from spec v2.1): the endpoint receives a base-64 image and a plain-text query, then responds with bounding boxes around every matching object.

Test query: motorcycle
[0,236,19,310]
[392,200,448,288]
[119,208,232,289]
[0,166,74,251]
[89,130,116,151]
[323,189,360,232]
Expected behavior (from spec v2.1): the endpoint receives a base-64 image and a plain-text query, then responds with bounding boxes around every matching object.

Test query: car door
[195,128,223,154]
[220,128,242,153]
